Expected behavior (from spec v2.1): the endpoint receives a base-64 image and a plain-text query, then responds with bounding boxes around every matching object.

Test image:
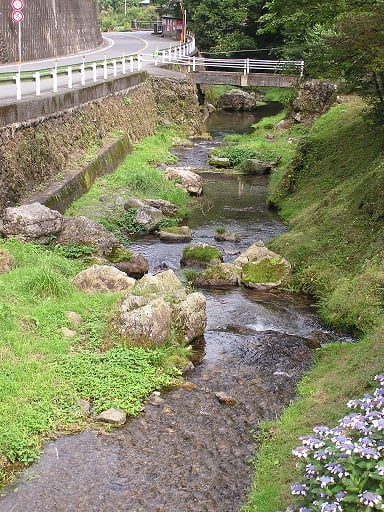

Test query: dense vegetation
[218,97,384,511]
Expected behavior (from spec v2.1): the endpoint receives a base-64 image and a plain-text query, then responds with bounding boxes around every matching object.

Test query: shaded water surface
[0,107,347,512]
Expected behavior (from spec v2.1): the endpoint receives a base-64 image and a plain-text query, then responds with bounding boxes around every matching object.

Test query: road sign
[11,0,23,9]
[12,10,24,22]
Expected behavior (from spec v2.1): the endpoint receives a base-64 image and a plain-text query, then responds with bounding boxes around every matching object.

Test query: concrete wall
[0,0,102,63]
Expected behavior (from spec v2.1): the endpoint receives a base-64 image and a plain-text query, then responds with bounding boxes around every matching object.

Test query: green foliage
[212,145,262,167]
[260,0,384,119]
[245,97,384,511]
[241,259,286,285]
[100,209,142,242]
[105,246,133,263]
[67,130,190,230]
[183,0,280,54]
[0,238,189,484]
[182,244,222,263]
[53,243,96,259]
[58,346,179,415]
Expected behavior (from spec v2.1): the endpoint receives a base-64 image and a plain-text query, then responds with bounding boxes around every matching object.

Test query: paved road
[0,31,181,104]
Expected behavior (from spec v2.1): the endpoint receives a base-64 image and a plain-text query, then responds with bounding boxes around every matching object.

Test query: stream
[0,106,351,512]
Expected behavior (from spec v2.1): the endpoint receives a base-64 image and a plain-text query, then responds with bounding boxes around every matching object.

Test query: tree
[261,0,384,117]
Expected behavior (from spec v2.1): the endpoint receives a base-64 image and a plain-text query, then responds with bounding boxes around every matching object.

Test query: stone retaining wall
[0,72,202,214]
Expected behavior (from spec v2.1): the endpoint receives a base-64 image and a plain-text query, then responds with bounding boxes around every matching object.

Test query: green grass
[66,129,190,241]
[243,97,384,511]
[0,238,186,486]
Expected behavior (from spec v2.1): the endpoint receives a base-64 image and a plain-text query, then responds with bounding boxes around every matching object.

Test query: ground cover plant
[0,238,187,489]
[243,97,384,511]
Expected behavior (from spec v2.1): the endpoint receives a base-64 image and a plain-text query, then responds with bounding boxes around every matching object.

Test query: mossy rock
[181,243,223,268]
[241,257,291,290]
[106,246,133,263]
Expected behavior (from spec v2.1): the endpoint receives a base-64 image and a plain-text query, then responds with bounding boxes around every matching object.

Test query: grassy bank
[0,130,192,489]
[243,97,384,510]
[66,129,191,241]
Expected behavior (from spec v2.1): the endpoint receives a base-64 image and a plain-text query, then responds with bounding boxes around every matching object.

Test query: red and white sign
[12,9,24,22]
[11,0,24,9]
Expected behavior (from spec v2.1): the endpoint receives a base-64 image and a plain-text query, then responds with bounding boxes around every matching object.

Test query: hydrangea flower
[359,490,383,507]
[285,374,384,512]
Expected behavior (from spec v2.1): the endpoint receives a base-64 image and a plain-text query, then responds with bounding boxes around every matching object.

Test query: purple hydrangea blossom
[317,475,335,488]
[320,503,341,512]
[285,374,384,512]
[291,483,308,496]
[359,490,383,507]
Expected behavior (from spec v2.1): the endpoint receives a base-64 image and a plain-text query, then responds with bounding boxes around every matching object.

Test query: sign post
[11,0,24,63]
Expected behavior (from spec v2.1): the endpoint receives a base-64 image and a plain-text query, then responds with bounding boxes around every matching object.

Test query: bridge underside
[189,71,297,88]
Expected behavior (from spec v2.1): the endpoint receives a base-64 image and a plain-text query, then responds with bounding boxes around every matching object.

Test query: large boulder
[114,253,149,279]
[293,80,337,122]
[54,216,120,257]
[72,265,136,293]
[173,292,207,343]
[113,270,207,347]
[191,263,241,288]
[0,203,63,242]
[164,166,203,196]
[218,89,256,111]
[237,158,280,175]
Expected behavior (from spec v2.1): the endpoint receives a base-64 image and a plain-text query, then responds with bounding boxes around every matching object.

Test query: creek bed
[0,108,349,512]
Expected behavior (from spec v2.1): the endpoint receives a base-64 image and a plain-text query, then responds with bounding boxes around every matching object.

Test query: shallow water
[0,107,349,512]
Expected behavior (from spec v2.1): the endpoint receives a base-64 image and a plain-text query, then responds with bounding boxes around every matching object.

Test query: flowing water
[0,106,351,512]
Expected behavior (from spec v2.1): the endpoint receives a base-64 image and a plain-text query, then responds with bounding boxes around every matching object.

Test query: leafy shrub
[284,374,384,512]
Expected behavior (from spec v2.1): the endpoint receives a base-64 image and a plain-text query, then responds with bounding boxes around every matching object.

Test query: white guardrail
[2,36,196,101]
[2,35,304,102]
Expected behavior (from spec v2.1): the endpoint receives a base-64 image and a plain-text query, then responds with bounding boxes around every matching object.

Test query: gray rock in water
[164,167,204,196]
[134,206,164,232]
[96,408,127,425]
[159,226,192,243]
